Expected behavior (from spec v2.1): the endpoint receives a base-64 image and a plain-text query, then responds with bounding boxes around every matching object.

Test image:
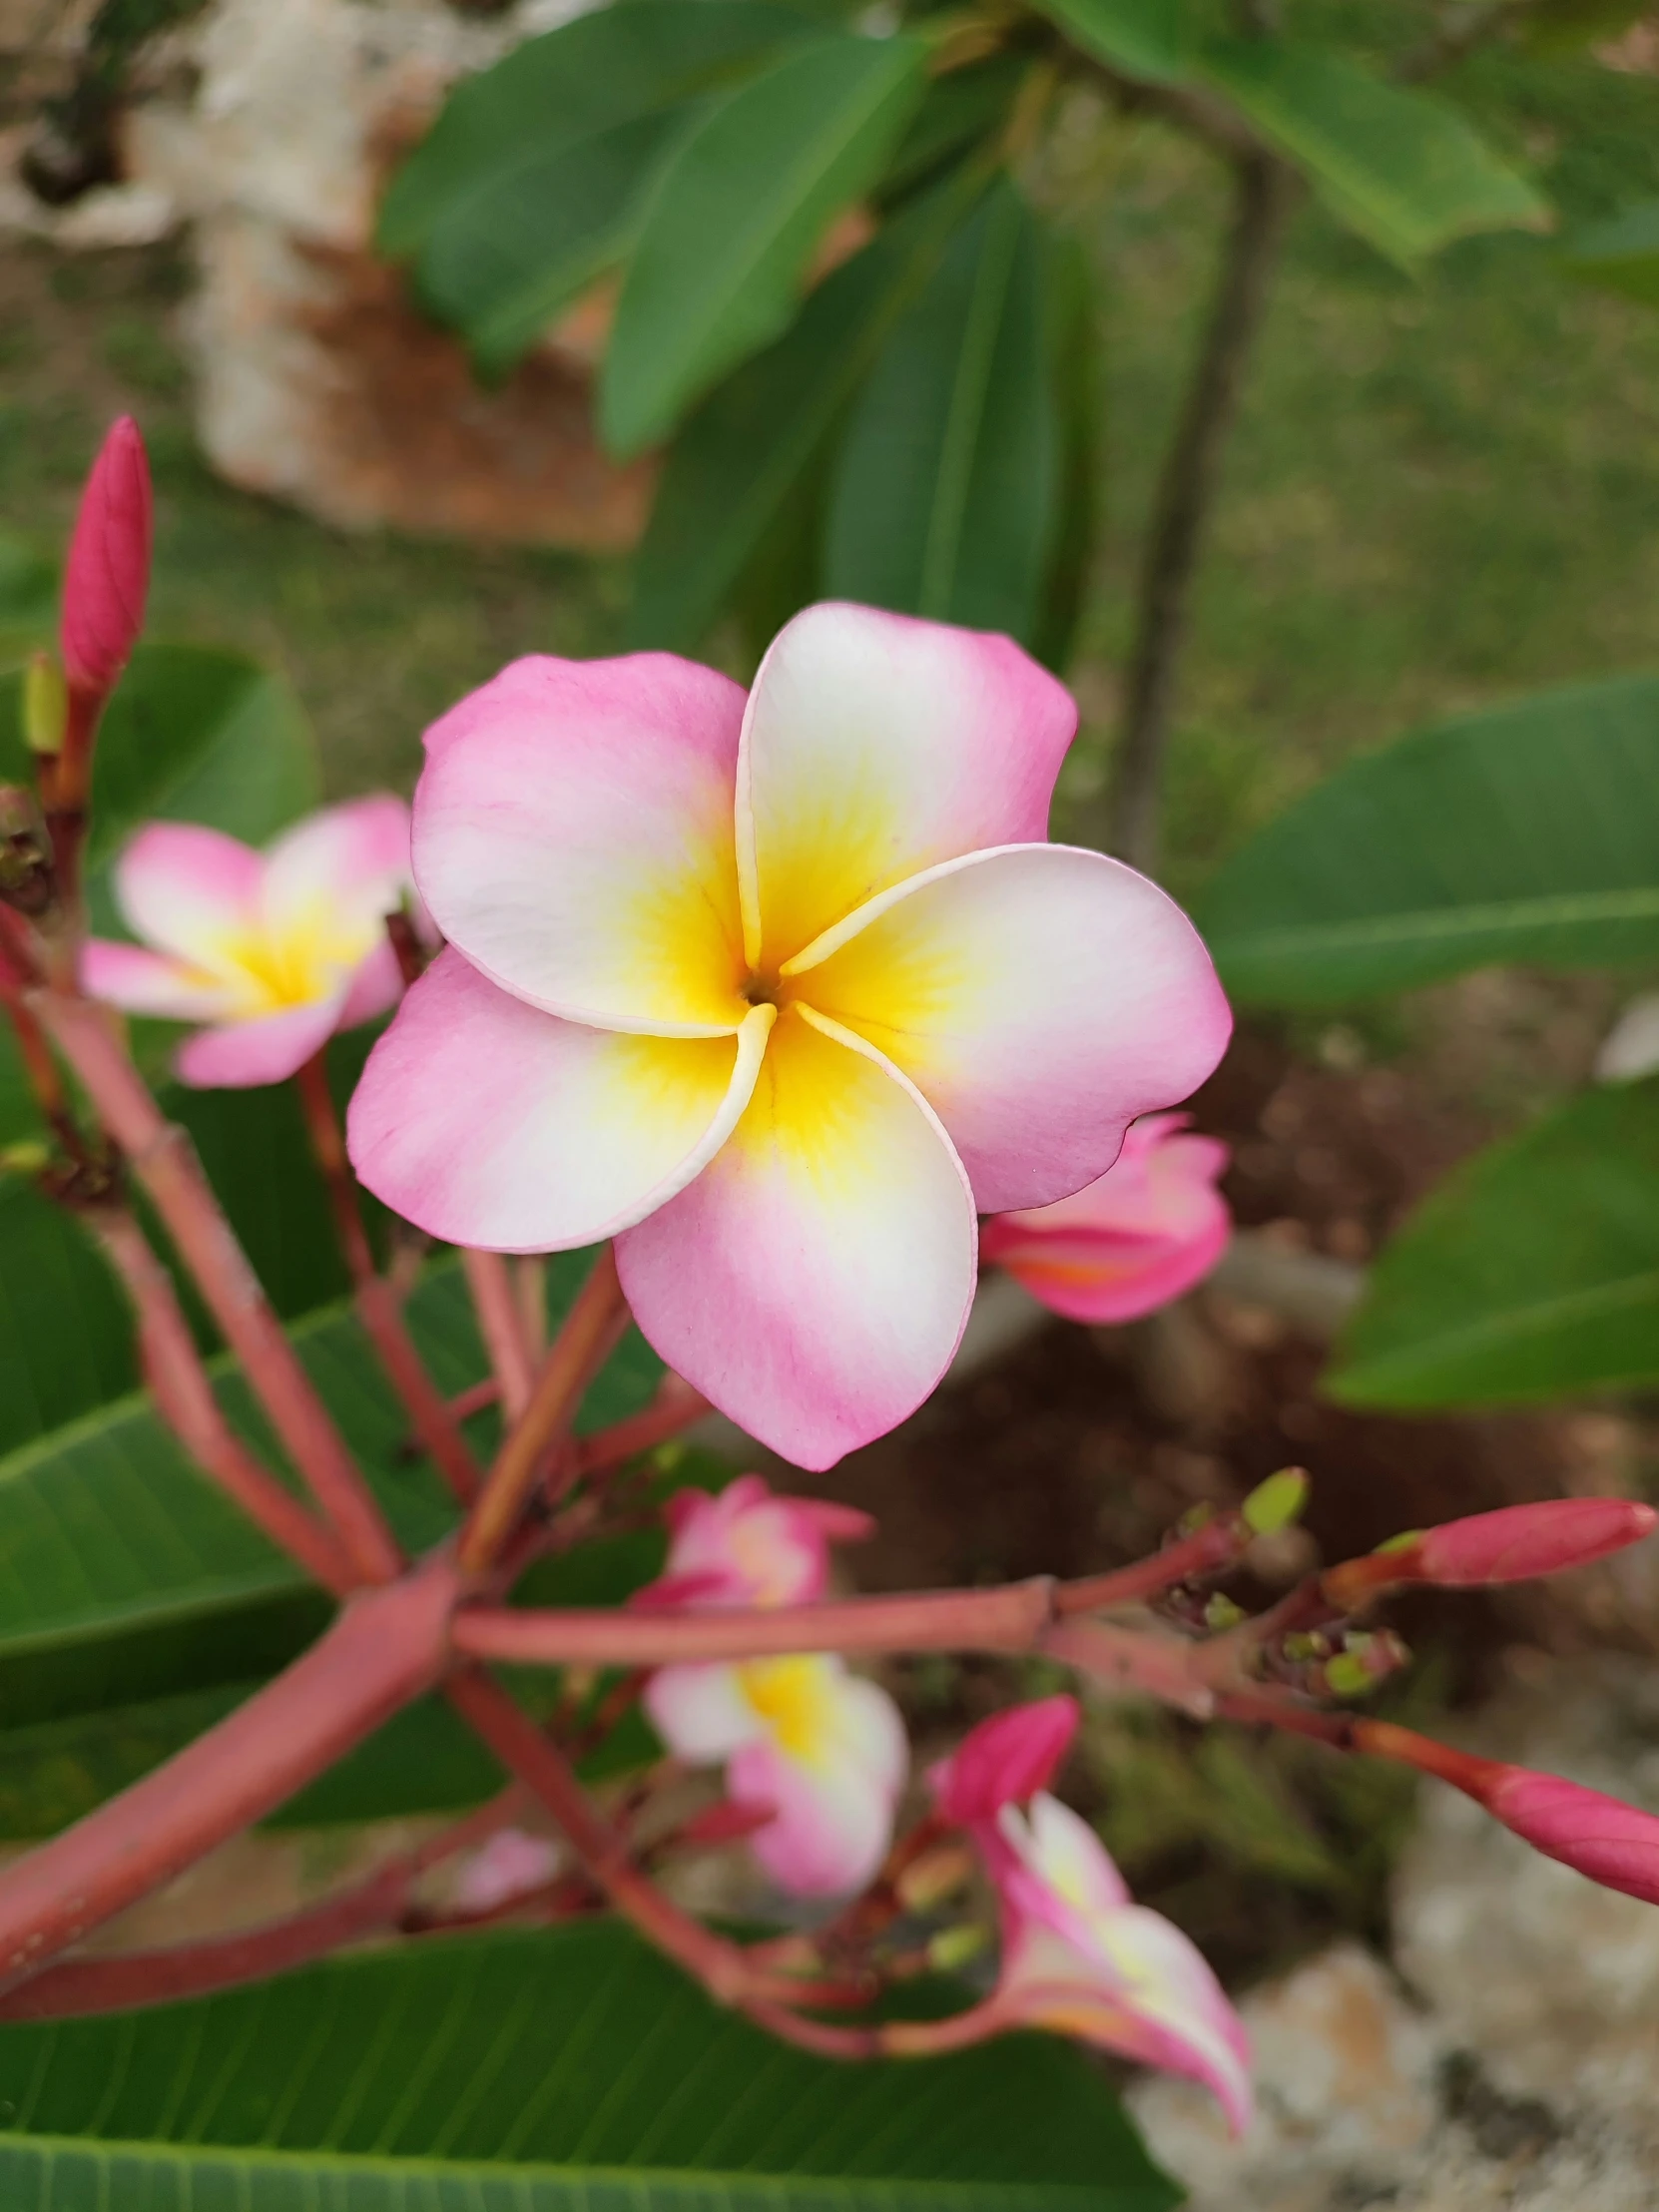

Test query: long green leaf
[1566,198,1659,306]
[1031,0,1191,84]
[0,1925,1178,2210]
[1329,1077,1659,1409]
[1195,674,1659,1008]
[823,179,1060,643]
[378,1,812,261]
[601,33,928,457]
[0,1254,659,1730]
[627,166,988,652]
[1197,39,1548,265]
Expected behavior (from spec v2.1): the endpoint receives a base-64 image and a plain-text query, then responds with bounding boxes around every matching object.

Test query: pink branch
[570,1376,711,1481]
[91,1207,356,1594]
[32,990,402,1584]
[0,1551,457,1995]
[462,1249,536,1422]
[459,1247,628,1577]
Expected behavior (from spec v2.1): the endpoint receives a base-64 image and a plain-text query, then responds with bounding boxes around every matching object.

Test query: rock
[1131,1658,1659,2210]
[121,0,652,546]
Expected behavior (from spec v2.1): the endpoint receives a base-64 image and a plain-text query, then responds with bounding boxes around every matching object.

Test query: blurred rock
[1131,1658,1659,2210]
[119,0,652,545]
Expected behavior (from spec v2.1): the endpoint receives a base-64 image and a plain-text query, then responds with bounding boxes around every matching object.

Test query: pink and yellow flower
[642,1475,903,1897]
[980,1112,1230,1325]
[347,604,1231,1466]
[636,1472,874,1612]
[932,1698,1253,2132]
[82,799,416,1088]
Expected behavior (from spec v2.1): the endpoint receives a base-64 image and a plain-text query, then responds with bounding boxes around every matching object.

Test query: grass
[1,25,1658,881]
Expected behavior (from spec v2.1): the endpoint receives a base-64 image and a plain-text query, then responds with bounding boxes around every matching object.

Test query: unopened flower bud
[1319,1629,1407,1700]
[60,416,152,699]
[926,1924,988,1972]
[1243,1466,1309,1537]
[0,1140,50,1177]
[894,1841,977,1912]
[22,653,67,758]
[1325,1499,1657,1612]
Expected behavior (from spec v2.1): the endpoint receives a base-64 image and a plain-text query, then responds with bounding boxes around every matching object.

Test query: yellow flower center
[736,1656,837,1766]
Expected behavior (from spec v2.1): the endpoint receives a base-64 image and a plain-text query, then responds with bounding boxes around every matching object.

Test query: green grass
[2,29,1659,874]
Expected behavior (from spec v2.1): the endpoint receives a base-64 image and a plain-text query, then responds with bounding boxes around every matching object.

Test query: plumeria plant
[0,421,1656,2201]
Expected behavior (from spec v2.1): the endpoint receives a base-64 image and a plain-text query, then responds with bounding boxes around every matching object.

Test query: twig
[90,1207,356,1594]
[294,1052,481,1507]
[1108,149,1295,871]
[32,990,402,1584]
[569,1377,712,1482]
[0,1550,458,1995]
[458,1247,628,1577]
[445,1670,857,2010]
[462,1248,536,1423]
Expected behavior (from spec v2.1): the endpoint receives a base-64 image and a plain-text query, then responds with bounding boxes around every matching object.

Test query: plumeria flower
[642,1476,902,1897]
[981,1112,1230,1325]
[348,604,1231,1467]
[635,1473,874,1611]
[647,1651,906,1899]
[82,798,416,1088]
[932,1697,1253,2133]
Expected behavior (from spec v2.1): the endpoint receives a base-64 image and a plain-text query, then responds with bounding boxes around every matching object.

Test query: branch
[459,1247,628,1577]
[30,989,402,1584]
[294,1052,481,1507]
[462,1249,536,1423]
[1107,149,1296,871]
[570,1375,711,1482]
[0,1550,458,1995]
[90,1206,356,1594]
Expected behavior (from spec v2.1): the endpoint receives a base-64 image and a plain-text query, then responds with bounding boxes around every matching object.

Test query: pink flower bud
[60,417,152,698]
[930,1695,1079,1824]
[1415,1498,1656,1587]
[1484,1769,1659,1907]
[979,1113,1230,1326]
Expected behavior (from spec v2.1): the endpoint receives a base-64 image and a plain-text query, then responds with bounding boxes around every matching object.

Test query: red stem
[33,990,402,1584]
[0,1551,457,1995]
[570,1379,711,1480]
[91,1207,356,1594]
[462,1249,536,1423]
[294,1052,480,1508]
[1054,1514,1247,1613]
[459,1248,628,1576]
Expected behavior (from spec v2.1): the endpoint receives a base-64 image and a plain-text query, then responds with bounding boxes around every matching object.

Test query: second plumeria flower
[933,1697,1253,2133]
[348,603,1231,1466]
[83,798,417,1087]
[981,1112,1230,1325]
[635,1472,874,1611]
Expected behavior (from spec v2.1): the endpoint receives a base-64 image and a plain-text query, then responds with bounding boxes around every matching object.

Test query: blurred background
[5,2,1659,2203]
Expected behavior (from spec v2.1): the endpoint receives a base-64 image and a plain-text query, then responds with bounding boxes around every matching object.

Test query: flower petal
[260,794,412,947]
[80,939,237,1022]
[413,654,749,1036]
[728,1664,907,1896]
[615,1004,977,1469]
[174,995,346,1089]
[336,939,407,1030]
[794,843,1233,1213]
[737,604,1077,969]
[931,1697,1080,1825]
[645,1662,761,1762]
[346,948,772,1252]
[113,823,262,972]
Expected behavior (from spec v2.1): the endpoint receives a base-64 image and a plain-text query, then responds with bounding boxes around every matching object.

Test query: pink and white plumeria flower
[933,1697,1253,2133]
[636,1472,874,1611]
[643,1475,904,1898]
[981,1112,1230,1325]
[347,604,1231,1467]
[82,798,416,1088]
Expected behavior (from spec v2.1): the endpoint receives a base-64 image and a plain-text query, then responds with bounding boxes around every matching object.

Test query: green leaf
[1195,674,1659,1008]
[0,1925,1179,2211]
[0,1253,660,1733]
[1029,227,1100,675]
[1197,39,1550,266]
[627,166,987,653]
[824,179,1060,643]
[0,532,56,671]
[419,108,686,376]
[0,1183,140,1453]
[377,1,813,262]
[1566,198,1659,306]
[1031,0,1191,84]
[875,54,1028,210]
[1329,1077,1659,1409]
[601,32,928,457]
